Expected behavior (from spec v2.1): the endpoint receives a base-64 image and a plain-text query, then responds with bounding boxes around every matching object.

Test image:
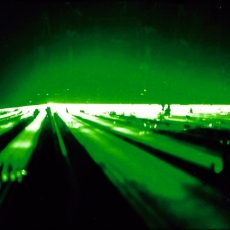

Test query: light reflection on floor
[58,110,230,229]
[0,103,230,229]
[0,108,46,184]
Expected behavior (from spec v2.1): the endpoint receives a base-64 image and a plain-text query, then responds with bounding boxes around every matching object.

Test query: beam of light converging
[0,104,229,181]
[67,109,224,174]
[0,103,229,228]
[0,107,42,137]
[57,111,230,229]
[0,108,46,186]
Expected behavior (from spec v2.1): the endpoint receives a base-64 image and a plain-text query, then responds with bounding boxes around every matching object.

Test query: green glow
[71,108,224,173]
[54,123,68,157]
[2,173,8,182]
[50,112,68,158]
[0,103,229,228]
[47,103,230,122]
[16,170,21,177]
[2,26,229,106]
[21,169,27,176]
[10,172,16,182]
[48,103,162,119]
[0,120,19,137]
[0,1,229,226]
[12,141,32,149]
[16,170,23,183]
[25,122,42,132]
[60,113,199,199]
[0,108,46,184]
[59,112,230,228]
[112,127,134,135]
[0,122,14,129]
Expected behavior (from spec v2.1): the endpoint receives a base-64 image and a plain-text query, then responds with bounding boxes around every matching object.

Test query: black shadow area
[0,114,71,229]
[55,113,149,229]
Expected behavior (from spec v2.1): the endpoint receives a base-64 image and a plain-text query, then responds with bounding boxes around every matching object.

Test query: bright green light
[26,123,41,132]
[12,141,31,149]
[10,172,16,182]
[21,169,27,176]
[112,127,133,134]
[2,173,8,182]
[16,170,21,177]
[25,109,46,131]
[0,107,46,186]
[0,122,14,129]
[17,170,23,183]
[80,127,92,133]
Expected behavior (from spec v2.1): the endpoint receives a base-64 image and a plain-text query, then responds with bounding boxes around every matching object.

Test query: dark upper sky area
[0,0,230,108]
